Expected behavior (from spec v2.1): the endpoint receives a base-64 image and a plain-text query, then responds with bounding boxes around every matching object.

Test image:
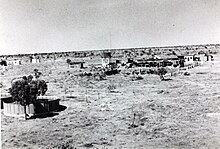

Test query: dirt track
[1,54,220,148]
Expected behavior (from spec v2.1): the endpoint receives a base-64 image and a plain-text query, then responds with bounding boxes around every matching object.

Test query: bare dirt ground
[1,53,220,149]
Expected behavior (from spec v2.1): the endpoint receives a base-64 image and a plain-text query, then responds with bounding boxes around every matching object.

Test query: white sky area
[0,0,220,55]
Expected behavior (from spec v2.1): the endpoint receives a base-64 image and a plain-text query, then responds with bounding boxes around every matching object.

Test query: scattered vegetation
[184,72,190,76]
[66,59,71,65]
[131,75,144,81]
[1,44,220,148]
[157,67,168,80]
[107,84,116,93]
[33,69,42,78]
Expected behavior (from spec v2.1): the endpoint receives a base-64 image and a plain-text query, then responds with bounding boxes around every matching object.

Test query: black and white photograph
[0,0,220,148]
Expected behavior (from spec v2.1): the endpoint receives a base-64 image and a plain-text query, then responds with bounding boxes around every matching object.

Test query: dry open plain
[1,52,220,149]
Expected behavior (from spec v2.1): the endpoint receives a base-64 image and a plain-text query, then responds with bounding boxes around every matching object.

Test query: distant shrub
[94,72,106,81]
[132,70,139,75]
[105,69,120,75]
[107,84,116,92]
[66,59,71,64]
[33,69,38,72]
[136,76,143,80]
[147,69,157,74]
[157,67,167,80]
[184,72,190,76]
[131,75,143,81]
[33,69,42,78]
[140,69,147,75]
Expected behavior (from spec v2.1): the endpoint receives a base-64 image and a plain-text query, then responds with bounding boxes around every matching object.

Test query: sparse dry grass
[1,53,220,148]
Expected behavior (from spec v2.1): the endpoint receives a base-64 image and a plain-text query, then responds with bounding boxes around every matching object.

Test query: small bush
[157,67,167,80]
[131,75,143,81]
[147,69,157,74]
[107,84,116,92]
[33,69,42,79]
[184,72,190,76]
[9,76,47,105]
[66,59,71,64]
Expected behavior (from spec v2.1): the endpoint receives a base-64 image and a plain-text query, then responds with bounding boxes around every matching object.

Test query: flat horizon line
[1,43,220,56]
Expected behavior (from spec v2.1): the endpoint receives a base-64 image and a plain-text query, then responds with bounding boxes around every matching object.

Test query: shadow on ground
[162,78,172,81]
[30,105,67,119]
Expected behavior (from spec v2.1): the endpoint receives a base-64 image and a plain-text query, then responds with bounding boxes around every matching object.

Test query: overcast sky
[0,0,219,55]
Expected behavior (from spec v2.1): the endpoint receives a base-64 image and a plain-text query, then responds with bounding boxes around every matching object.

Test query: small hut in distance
[30,56,40,63]
[68,61,85,69]
[7,59,21,65]
[101,52,112,67]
